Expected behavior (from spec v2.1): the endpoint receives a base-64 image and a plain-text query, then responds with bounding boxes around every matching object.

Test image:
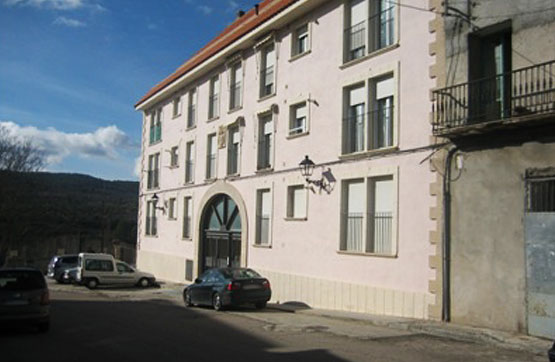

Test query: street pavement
[0,280,549,362]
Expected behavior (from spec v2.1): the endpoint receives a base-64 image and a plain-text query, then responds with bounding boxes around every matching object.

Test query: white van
[75,253,155,289]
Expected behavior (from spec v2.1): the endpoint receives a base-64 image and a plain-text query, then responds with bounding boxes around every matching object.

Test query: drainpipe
[442,146,458,322]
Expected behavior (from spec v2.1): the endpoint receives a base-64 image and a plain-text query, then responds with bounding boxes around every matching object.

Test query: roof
[135,0,299,109]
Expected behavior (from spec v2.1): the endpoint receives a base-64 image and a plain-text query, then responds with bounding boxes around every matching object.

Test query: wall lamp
[150,193,166,214]
[298,155,336,194]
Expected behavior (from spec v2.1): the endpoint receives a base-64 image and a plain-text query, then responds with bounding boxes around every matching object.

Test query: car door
[115,262,136,285]
[192,270,215,305]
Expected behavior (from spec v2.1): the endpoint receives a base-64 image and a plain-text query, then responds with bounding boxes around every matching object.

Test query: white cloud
[3,0,84,10]
[134,156,142,178]
[53,16,86,27]
[197,5,212,15]
[0,121,138,166]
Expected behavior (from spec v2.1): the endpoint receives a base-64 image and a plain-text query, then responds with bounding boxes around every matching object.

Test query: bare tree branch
[0,125,45,172]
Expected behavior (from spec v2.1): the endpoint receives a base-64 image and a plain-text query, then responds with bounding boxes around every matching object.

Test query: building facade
[135,0,438,319]
[429,0,555,336]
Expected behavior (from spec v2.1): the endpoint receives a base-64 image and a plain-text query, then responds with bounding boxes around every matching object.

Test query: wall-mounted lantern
[298,155,336,194]
[150,193,166,214]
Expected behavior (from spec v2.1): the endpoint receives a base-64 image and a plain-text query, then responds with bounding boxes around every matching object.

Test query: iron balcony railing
[256,215,270,245]
[187,105,196,128]
[183,216,191,238]
[185,160,194,183]
[147,169,159,189]
[257,136,272,170]
[342,106,394,154]
[227,145,239,175]
[345,20,366,62]
[343,212,393,254]
[260,65,274,97]
[432,60,554,132]
[230,83,241,110]
[209,94,219,119]
[206,155,216,179]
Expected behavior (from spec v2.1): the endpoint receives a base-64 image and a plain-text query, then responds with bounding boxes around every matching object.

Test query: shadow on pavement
[0,296,347,362]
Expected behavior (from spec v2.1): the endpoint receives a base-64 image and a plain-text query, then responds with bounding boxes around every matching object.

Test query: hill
[0,171,139,269]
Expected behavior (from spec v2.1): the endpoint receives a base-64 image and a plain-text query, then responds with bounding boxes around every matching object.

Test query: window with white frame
[227,126,240,175]
[185,141,194,183]
[172,96,181,118]
[206,133,217,179]
[292,23,309,57]
[289,101,308,136]
[208,75,220,119]
[183,196,192,239]
[229,61,242,110]
[149,109,162,144]
[257,114,273,170]
[255,189,271,245]
[344,0,396,63]
[145,201,157,236]
[147,153,160,189]
[342,73,394,154]
[341,176,395,255]
[259,44,275,98]
[168,197,177,220]
[187,88,197,128]
[287,185,307,219]
[170,146,179,168]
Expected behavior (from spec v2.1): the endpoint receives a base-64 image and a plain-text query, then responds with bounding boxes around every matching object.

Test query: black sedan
[183,268,271,311]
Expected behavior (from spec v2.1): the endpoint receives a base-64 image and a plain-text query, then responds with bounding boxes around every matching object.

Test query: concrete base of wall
[259,269,433,319]
[137,250,187,283]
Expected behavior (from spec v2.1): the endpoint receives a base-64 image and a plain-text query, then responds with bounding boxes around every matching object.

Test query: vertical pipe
[443,146,458,322]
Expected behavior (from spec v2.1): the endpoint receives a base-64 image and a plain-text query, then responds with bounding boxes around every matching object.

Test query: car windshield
[0,271,46,291]
[221,268,261,280]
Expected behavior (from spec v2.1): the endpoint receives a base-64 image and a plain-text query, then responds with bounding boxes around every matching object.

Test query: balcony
[432,60,554,137]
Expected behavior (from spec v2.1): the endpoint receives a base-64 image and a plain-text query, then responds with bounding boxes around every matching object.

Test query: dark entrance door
[201,194,241,272]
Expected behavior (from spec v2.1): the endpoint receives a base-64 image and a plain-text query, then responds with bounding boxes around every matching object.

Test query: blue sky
[0,0,256,181]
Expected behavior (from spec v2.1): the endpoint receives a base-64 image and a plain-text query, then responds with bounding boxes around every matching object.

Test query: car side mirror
[194,278,202,284]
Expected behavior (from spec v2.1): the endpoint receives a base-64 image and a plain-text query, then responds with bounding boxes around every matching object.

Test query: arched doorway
[200,194,242,272]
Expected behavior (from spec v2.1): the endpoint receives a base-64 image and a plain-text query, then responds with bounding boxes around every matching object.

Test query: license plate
[243,284,261,290]
[4,300,29,306]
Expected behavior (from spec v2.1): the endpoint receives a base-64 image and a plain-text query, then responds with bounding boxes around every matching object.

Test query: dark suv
[47,255,78,283]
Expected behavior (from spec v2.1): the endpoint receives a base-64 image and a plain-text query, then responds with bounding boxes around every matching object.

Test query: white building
[135,0,439,319]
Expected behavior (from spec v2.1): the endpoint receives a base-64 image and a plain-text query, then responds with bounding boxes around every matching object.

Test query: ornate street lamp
[298,155,336,194]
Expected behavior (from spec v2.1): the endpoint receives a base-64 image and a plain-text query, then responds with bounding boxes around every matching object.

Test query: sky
[0,0,257,181]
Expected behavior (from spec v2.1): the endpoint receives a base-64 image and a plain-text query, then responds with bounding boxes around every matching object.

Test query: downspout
[442,146,458,322]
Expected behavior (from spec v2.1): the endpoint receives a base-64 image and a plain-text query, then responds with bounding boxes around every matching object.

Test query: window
[341,176,395,255]
[172,96,181,118]
[145,200,157,236]
[289,101,308,136]
[344,0,396,62]
[187,88,197,128]
[168,198,177,220]
[260,44,275,98]
[527,179,555,212]
[255,189,271,245]
[117,262,134,273]
[257,114,273,170]
[85,259,114,272]
[170,146,179,168]
[227,126,240,175]
[149,109,162,144]
[229,61,242,110]
[147,153,160,189]
[208,75,220,119]
[342,74,394,154]
[183,196,192,238]
[287,185,307,219]
[185,141,194,183]
[292,24,309,57]
[206,133,217,179]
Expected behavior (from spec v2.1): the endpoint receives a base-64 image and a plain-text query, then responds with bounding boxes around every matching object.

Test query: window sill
[228,106,243,115]
[255,167,274,174]
[286,131,309,140]
[184,181,195,186]
[337,250,397,258]
[284,217,307,221]
[252,243,272,249]
[207,115,220,123]
[182,237,192,242]
[145,234,158,238]
[168,217,177,221]
[258,92,276,103]
[146,186,160,191]
[289,49,311,62]
[340,43,399,70]
[169,165,179,169]
[172,113,181,119]
[186,125,197,131]
[338,146,399,161]
[225,173,241,180]
[149,140,162,146]
[204,177,217,183]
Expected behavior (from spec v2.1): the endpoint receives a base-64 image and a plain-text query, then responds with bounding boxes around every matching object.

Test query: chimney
[254,3,259,15]
[236,10,245,18]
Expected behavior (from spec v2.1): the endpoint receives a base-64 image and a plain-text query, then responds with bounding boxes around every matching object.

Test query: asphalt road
[0,287,546,362]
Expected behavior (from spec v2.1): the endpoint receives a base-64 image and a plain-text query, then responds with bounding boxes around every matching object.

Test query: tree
[0,124,45,172]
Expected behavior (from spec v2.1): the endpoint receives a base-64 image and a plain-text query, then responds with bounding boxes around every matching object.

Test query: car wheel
[212,293,223,311]
[138,278,150,288]
[255,301,267,309]
[37,322,50,333]
[86,278,98,289]
[183,290,193,307]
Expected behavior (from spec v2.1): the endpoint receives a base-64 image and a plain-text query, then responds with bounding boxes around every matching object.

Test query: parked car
[0,268,50,332]
[47,255,78,283]
[183,268,271,311]
[60,267,79,284]
[549,341,555,362]
[75,253,155,289]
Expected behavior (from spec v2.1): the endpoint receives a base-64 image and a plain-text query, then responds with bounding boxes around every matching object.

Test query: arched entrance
[200,194,242,272]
